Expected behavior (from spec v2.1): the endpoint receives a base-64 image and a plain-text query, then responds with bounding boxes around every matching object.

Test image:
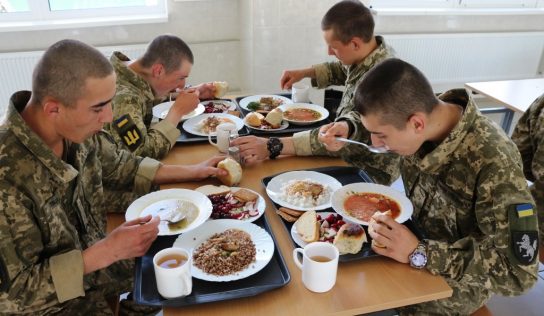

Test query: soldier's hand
[231,136,269,165]
[106,215,160,261]
[165,89,200,124]
[194,82,215,100]
[368,213,419,264]
[319,121,349,152]
[280,70,305,90]
[187,155,228,180]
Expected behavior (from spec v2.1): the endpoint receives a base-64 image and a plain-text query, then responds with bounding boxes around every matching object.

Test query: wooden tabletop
[465,78,544,113]
[110,142,452,315]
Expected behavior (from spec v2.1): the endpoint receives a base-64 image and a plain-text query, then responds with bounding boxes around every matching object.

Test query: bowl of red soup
[331,183,413,226]
[278,103,329,126]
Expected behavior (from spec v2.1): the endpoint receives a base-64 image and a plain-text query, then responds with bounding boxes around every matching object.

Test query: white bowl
[277,103,329,126]
[331,183,413,226]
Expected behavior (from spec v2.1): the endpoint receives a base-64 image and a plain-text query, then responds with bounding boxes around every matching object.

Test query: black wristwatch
[267,137,283,159]
[409,239,428,269]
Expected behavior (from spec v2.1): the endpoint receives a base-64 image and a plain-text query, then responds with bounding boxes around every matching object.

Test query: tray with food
[262,166,424,262]
[235,94,332,135]
[133,215,290,307]
[175,99,250,143]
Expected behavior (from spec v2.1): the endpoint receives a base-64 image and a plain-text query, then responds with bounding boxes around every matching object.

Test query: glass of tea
[292,242,339,292]
[153,247,192,298]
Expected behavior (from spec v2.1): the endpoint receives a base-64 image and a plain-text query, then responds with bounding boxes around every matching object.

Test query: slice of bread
[245,112,264,127]
[264,108,283,128]
[195,184,231,196]
[217,157,242,186]
[333,223,367,254]
[233,188,258,203]
[276,209,299,222]
[368,210,392,248]
[278,207,304,218]
[295,210,319,243]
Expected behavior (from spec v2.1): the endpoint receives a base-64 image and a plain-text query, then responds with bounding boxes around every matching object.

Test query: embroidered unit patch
[512,231,538,265]
[113,114,142,151]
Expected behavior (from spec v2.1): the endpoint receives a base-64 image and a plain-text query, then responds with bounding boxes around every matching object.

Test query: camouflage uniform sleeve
[97,133,160,196]
[0,187,85,312]
[311,61,347,88]
[511,109,535,181]
[425,159,539,296]
[110,94,180,159]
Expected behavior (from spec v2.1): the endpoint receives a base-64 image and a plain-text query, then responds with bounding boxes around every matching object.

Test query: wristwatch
[267,137,283,159]
[409,239,428,269]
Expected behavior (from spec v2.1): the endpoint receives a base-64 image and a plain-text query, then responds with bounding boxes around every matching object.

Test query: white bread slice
[368,210,392,248]
[195,184,231,196]
[245,112,264,127]
[295,210,319,243]
[264,108,283,128]
[213,81,229,98]
[217,157,242,186]
[333,223,366,254]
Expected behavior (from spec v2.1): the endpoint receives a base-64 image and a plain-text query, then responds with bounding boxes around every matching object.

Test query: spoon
[158,201,187,224]
[333,137,389,154]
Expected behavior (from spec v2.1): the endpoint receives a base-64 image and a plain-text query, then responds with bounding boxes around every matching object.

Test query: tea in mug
[309,255,331,263]
[158,254,187,269]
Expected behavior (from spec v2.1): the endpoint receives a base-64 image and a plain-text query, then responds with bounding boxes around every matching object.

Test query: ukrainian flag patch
[515,203,534,218]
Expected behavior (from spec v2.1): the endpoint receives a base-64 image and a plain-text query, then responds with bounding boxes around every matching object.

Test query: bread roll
[245,112,264,127]
[333,223,366,254]
[295,210,319,243]
[264,108,283,128]
[368,210,392,248]
[213,81,229,98]
[216,157,242,186]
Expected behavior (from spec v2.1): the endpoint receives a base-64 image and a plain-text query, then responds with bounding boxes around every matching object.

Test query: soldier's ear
[43,96,61,117]
[151,63,165,78]
[408,113,426,133]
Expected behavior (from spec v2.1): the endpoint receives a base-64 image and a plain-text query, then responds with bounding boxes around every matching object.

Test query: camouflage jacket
[293,36,400,185]
[399,89,539,315]
[104,51,180,159]
[0,92,160,314]
[511,93,544,245]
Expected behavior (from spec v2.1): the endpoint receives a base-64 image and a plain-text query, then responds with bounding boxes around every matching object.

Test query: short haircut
[31,39,113,107]
[140,35,194,73]
[354,58,438,129]
[321,0,374,44]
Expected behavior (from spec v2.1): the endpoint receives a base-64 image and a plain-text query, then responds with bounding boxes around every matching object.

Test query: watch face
[411,252,427,268]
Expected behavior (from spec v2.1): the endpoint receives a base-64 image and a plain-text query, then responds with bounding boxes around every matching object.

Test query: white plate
[173,219,274,282]
[277,103,329,126]
[152,101,205,121]
[239,94,293,112]
[243,118,289,132]
[182,113,244,137]
[331,182,413,226]
[196,186,266,223]
[291,211,357,248]
[125,189,212,236]
[265,171,343,211]
[200,100,237,113]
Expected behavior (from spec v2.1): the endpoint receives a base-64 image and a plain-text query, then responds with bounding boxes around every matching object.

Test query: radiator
[386,32,544,91]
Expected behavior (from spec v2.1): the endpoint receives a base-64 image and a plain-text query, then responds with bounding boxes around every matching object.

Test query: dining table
[465,78,544,133]
[109,139,452,315]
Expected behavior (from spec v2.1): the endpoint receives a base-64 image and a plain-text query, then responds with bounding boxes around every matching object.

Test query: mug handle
[293,248,304,270]
[208,132,218,148]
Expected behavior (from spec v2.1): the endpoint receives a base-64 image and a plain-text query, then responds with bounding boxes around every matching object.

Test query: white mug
[293,242,339,293]
[153,247,192,299]
[208,122,238,153]
[292,82,310,103]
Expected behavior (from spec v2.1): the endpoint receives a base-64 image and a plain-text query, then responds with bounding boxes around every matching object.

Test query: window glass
[0,0,30,13]
[48,0,158,11]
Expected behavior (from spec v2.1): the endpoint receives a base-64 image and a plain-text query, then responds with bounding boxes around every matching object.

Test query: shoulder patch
[508,203,539,265]
[113,114,142,151]
[512,231,539,265]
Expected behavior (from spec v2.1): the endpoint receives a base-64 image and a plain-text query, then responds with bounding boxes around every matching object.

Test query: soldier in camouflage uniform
[105,35,216,159]
[232,0,400,185]
[0,39,225,315]
[342,58,538,315]
[511,93,544,259]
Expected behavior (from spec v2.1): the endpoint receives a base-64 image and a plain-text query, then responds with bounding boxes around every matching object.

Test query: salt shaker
[228,146,241,164]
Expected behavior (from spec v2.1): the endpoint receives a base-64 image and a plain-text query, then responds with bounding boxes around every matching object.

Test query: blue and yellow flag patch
[515,203,534,218]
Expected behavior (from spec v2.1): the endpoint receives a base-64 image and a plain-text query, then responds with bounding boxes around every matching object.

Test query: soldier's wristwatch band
[409,239,428,269]
[267,137,283,159]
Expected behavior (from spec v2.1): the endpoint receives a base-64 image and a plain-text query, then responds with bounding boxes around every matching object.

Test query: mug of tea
[208,122,238,153]
[153,247,192,298]
[292,242,339,293]
[291,82,310,103]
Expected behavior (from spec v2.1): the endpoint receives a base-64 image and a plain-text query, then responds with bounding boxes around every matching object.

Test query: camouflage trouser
[397,279,491,316]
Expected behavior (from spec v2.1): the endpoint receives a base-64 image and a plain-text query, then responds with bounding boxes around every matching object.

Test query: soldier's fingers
[125,214,152,227]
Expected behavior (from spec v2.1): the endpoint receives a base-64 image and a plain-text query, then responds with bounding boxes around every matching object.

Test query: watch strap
[267,137,283,159]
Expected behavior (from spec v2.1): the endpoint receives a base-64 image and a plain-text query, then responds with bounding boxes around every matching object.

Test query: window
[0,0,167,31]
[369,0,544,10]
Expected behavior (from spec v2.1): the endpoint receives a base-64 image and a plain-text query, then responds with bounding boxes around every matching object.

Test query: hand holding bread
[216,157,242,186]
